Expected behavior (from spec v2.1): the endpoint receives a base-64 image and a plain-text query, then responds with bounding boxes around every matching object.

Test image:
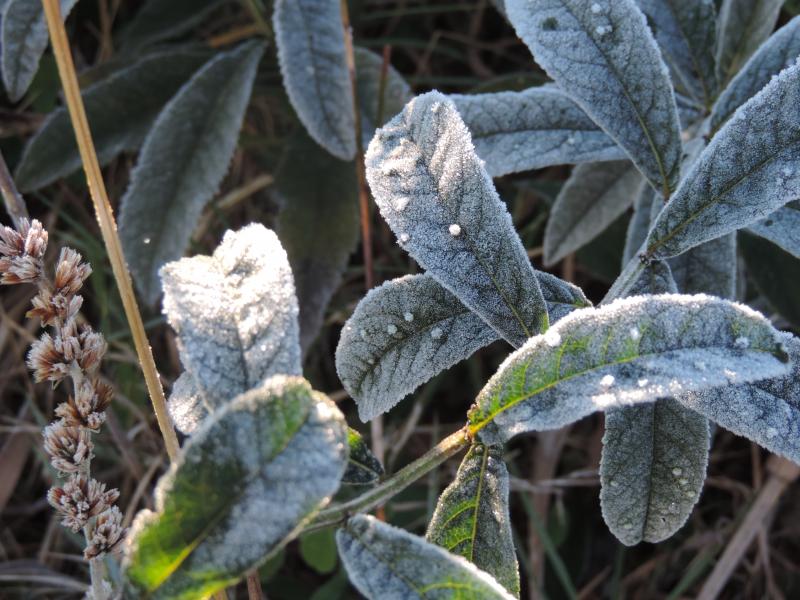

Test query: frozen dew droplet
[623,522,633,530]
[629,327,640,341]
[387,324,397,335]
[260,344,267,352]
[734,336,750,349]
[143,237,151,245]
[679,478,688,486]
[544,329,562,347]
[448,223,462,237]
[672,467,682,477]
[431,327,443,340]
[473,445,483,454]
[403,312,414,322]
[766,427,778,439]
[399,233,410,243]
[566,135,575,145]
[367,358,375,365]
[610,480,620,487]
[600,374,615,387]
[591,2,602,13]
[637,378,648,387]
[685,490,695,499]
[394,196,410,211]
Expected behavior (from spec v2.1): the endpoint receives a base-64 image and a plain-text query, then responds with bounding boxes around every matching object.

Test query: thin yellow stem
[41,0,179,461]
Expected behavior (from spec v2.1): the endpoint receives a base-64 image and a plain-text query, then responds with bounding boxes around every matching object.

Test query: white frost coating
[161,224,301,425]
[448,223,462,236]
[471,294,790,444]
[544,160,644,265]
[1,0,78,102]
[124,377,348,597]
[354,47,413,146]
[504,0,682,195]
[600,399,709,545]
[715,0,784,83]
[747,206,800,260]
[337,515,516,600]
[366,91,549,347]
[635,0,718,107]
[167,372,210,435]
[451,87,626,178]
[712,16,800,132]
[646,61,800,260]
[679,332,800,465]
[118,42,264,304]
[273,0,356,160]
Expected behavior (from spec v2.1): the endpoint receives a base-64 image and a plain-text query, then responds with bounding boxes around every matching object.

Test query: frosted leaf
[747,206,800,260]
[275,131,359,354]
[601,398,709,545]
[426,444,519,597]
[354,47,413,146]
[634,0,718,107]
[273,0,355,160]
[715,0,783,84]
[160,225,301,423]
[166,372,209,435]
[1,0,78,102]
[624,260,677,297]
[123,376,348,598]
[504,0,682,196]
[670,234,737,299]
[336,273,589,421]
[644,61,800,262]
[337,515,516,600]
[712,16,800,133]
[118,0,225,52]
[544,161,644,265]
[119,41,263,304]
[678,333,800,465]
[469,294,790,444]
[366,91,549,347]
[622,187,656,266]
[342,427,384,486]
[14,48,210,192]
[451,87,626,178]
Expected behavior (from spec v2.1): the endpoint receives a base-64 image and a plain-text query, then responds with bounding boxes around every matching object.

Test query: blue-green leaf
[343,427,384,485]
[747,205,800,260]
[715,0,784,84]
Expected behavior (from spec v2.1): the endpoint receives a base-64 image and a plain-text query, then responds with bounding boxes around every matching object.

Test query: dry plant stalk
[0,218,124,598]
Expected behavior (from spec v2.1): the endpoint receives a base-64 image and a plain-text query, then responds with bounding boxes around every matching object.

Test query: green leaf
[468,294,789,444]
[276,130,359,354]
[635,0,718,108]
[711,15,800,133]
[273,0,355,160]
[161,225,301,434]
[601,398,709,545]
[451,86,626,178]
[426,444,520,598]
[544,160,643,266]
[14,47,210,191]
[343,428,384,485]
[715,0,783,84]
[123,376,348,599]
[118,41,263,304]
[119,0,225,52]
[366,91,550,348]
[1,0,77,102]
[504,0,683,196]
[300,529,338,575]
[337,515,516,600]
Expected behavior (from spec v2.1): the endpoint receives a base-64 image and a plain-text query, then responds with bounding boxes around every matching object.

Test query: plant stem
[304,427,471,533]
[41,0,180,461]
[0,150,29,226]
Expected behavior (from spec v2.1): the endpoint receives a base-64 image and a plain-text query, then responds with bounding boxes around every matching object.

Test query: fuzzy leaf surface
[669,234,737,299]
[355,47,413,146]
[451,87,626,178]
[644,61,800,261]
[123,377,348,599]
[715,0,783,84]
[1,0,77,102]
[505,0,682,195]
[161,225,301,430]
[343,428,384,485]
[680,333,800,465]
[635,0,717,107]
[622,188,656,265]
[276,131,359,354]
[15,48,209,191]
[426,444,519,597]
[544,160,643,265]
[601,398,709,545]
[119,0,225,51]
[469,294,789,444]
[335,273,589,421]
[119,41,263,304]
[711,16,800,133]
[337,515,516,600]
[366,91,549,347]
[273,0,355,160]
[747,206,800,260]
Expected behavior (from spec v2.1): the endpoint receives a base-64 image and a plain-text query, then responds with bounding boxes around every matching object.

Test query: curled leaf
[343,428,384,485]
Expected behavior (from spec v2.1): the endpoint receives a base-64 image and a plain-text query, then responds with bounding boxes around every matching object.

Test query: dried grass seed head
[47,475,119,532]
[43,421,93,473]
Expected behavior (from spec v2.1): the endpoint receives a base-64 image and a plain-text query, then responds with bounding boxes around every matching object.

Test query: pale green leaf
[119,0,225,51]
[716,0,783,84]
[343,427,384,485]
[355,46,413,146]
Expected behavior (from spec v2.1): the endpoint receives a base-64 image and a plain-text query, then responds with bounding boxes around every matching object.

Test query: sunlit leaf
[343,428,384,485]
